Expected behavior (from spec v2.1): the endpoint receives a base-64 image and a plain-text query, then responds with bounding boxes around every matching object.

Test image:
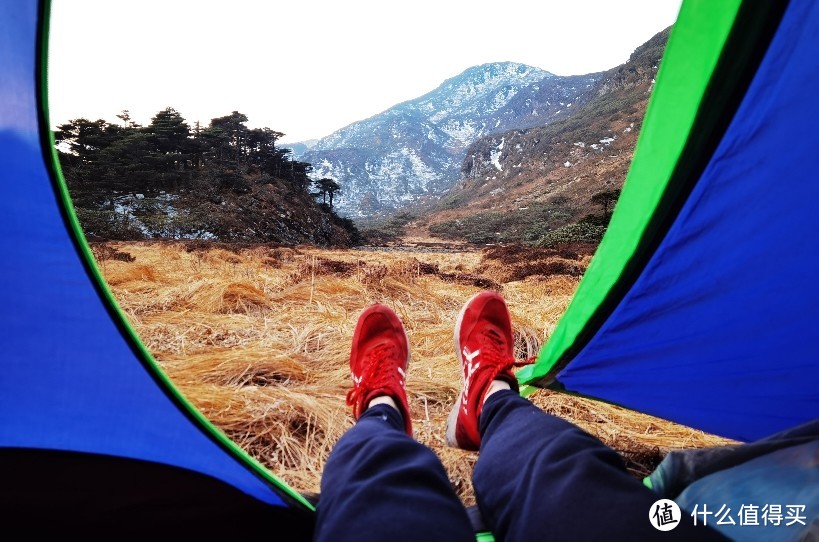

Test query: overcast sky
[48,0,682,143]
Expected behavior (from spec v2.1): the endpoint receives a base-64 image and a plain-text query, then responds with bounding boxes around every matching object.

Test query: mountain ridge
[407,26,671,246]
[296,61,600,221]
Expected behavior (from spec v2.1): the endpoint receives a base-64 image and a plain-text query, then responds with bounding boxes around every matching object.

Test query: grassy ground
[93,240,735,506]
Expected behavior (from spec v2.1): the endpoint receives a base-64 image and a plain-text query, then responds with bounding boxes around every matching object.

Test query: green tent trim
[518,0,789,389]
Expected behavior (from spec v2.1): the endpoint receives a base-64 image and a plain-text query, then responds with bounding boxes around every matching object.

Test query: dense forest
[55,108,359,245]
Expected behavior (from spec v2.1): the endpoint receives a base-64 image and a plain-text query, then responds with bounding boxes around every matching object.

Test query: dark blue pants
[314,390,727,541]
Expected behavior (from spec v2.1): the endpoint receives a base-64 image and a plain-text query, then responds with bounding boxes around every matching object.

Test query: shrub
[429,203,575,246]
[536,222,606,247]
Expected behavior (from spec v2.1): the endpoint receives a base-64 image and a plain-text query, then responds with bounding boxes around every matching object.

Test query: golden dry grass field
[92,240,734,506]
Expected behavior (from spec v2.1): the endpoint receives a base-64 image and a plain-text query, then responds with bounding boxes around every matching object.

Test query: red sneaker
[446,291,527,451]
[346,304,412,436]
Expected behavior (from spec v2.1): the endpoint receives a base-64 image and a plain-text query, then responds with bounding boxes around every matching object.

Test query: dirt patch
[90,242,136,262]
[479,243,589,283]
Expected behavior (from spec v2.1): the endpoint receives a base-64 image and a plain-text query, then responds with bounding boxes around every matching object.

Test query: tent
[1,0,816,538]
[517,0,819,443]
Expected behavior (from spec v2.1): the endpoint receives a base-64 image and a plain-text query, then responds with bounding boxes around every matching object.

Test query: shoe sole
[445,291,486,448]
[382,306,412,385]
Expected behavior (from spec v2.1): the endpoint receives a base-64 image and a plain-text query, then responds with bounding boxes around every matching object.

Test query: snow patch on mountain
[490,138,505,171]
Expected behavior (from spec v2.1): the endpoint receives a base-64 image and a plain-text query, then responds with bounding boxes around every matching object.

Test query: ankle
[483,379,511,406]
[368,395,398,412]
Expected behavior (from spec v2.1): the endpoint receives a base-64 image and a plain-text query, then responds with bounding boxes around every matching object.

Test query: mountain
[298,62,600,221]
[458,28,669,193]
[405,27,672,245]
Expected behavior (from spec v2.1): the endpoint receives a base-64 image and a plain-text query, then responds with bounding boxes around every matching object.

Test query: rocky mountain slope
[406,27,672,245]
[297,62,600,221]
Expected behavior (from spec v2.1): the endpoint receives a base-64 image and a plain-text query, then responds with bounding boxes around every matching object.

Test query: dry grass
[94,240,735,506]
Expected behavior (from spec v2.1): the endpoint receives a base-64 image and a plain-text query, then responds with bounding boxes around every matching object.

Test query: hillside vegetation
[56,110,358,245]
[94,240,734,505]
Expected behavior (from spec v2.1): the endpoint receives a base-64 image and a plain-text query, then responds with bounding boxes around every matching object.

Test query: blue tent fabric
[0,0,291,509]
[555,0,819,442]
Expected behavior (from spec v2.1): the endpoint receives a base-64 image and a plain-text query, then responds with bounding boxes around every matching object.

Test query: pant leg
[314,404,475,542]
[472,390,728,541]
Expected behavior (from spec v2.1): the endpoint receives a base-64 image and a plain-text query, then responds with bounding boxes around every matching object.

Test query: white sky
[48,0,682,143]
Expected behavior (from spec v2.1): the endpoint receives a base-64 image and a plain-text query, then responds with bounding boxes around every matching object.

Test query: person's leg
[315,403,474,542]
[446,291,727,541]
[474,390,727,541]
[314,304,474,542]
